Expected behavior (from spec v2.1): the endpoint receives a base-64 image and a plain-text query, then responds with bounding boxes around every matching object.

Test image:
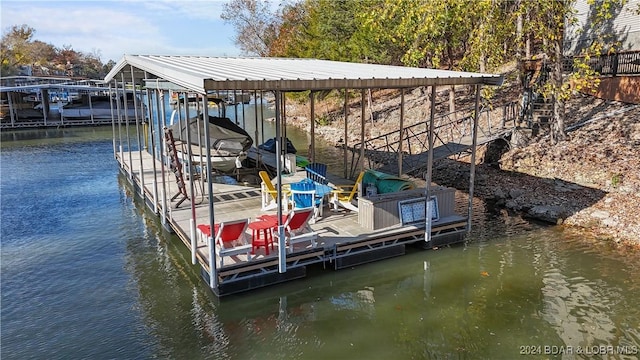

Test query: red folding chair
[268,207,318,253]
[197,219,252,267]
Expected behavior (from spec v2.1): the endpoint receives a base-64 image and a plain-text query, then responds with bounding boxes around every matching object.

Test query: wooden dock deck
[118,148,468,296]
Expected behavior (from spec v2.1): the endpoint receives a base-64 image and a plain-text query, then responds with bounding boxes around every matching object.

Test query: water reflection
[538,232,640,356]
[147,224,637,359]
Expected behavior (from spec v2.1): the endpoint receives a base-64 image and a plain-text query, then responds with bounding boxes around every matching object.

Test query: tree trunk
[552,9,566,143]
[516,0,523,60]
[525,11,531,58]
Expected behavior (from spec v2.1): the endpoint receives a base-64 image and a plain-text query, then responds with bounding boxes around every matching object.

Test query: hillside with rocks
[435,94,640,246]
[284,82,640,248]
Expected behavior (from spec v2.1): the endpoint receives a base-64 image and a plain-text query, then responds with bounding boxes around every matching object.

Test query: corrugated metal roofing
[104,55,504,93]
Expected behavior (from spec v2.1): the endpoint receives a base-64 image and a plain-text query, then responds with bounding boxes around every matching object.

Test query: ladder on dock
[164,128,189,208]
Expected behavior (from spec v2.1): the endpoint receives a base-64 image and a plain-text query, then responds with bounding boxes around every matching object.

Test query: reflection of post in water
[277,296,288,331]
[423,261,432,299]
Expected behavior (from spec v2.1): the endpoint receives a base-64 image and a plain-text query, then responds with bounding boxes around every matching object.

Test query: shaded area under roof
[0,83,109,93]
[104,55,504,93]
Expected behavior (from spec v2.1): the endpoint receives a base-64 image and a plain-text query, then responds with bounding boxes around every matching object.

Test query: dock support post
[360,89,366,176]
[310,91,315,163]
[190,218,197,265]
[7,91,15,127]
[202,93,218,290]
[275,90,287,274]
[158,90,169,226]
[343,89,348,179]
[398,89,405,177]
[144,77,159,214]
[110,82,118,157]
[130,66,145,198]
[182,96,198,265]
[260,91,265,145]
[121,73,133,181]
[467,85,481,232]
[41,88,48,126]
[115,81,124,167]
[254,90,260,166]
[424,85,436,244]
[88,92,95,125]
[208,236,216,289]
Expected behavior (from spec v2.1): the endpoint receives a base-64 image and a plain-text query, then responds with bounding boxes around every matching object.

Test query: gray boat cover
[169,115,253,155]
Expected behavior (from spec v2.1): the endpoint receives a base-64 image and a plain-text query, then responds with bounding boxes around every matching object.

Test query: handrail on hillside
[347,101,520,178]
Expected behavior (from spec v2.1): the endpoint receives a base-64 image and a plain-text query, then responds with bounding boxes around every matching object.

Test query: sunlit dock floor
[118,149,468,295]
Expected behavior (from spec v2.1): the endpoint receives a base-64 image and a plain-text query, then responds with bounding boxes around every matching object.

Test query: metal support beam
[360,89,366,175]
[157,89,169,226]
[144,72,159,215]
[310,91,316,163]
[343,89,348,179]
[109,82,117,157]
[181,95,198,265]
[467,85,481,232]
[202,93,218,290]
[253,90,260,167]
[398,89,405,176]
[424,86,437,243]
[88,92,95,124]
[121,73,133,180]
[275,90,286,273]
[130,66,144,198]
[115,80,124,167]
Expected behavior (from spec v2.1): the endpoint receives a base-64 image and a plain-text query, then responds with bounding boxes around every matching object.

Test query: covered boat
[169,114,253,172]
[258,137,297,154]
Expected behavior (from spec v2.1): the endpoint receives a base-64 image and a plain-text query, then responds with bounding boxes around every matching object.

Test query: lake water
[1,127,639,359]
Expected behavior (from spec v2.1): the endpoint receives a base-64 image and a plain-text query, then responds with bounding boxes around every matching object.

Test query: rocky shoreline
[284,88,640,248]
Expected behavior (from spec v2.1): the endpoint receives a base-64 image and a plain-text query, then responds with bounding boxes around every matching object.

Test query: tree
[25,40,57,75]
[219,0,629,144]
[268,1,311,57]
[523,0,573,142]
[1,24,36,75]
[362,0,505,115]
[2,24,111,78]
[102,60,117,76]
[267,0,393,64]
[76,52,104,78]
[221,0,279,56]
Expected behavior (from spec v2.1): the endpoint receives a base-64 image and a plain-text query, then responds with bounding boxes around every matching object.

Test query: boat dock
[104,55,504,296]
[1,77,141,129]
[118,148,467,296]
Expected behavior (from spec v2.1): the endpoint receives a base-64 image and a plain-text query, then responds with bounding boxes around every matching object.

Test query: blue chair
[305,163,328,185]
[290,179,324,223]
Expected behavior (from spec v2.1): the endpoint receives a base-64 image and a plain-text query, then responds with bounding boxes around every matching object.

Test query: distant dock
[1,76,139,129]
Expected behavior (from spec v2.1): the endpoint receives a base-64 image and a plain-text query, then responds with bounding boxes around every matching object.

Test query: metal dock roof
[104,55,504,93]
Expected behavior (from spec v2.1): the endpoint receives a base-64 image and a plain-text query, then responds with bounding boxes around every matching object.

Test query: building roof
[104,55,504,93]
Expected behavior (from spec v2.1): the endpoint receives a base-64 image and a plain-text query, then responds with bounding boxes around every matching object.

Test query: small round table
[248,219,276,255]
